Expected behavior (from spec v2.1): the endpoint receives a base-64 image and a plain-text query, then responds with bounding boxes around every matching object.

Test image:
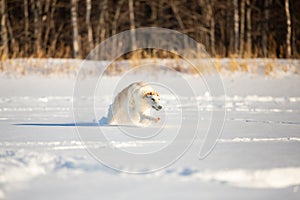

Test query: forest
[0,0,299,59]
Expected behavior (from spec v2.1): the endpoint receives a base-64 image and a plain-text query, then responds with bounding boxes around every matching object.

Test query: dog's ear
[151,91,159,96]
[144,92,150,97]
[144,91,159,97]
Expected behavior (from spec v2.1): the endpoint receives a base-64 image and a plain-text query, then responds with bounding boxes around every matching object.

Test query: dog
[107,82,162,125]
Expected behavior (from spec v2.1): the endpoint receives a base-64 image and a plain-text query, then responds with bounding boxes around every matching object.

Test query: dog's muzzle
[152,105,162,111]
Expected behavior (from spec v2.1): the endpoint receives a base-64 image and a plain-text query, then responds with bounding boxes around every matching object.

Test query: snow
[193,167,300,189]
[0,59,300,199]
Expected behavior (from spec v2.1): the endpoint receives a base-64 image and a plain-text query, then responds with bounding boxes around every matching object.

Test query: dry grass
[265,61,274,75]
[214,56,221,72]
[240,60,249,72]
[0,47,299,77]
[229,56,239,71]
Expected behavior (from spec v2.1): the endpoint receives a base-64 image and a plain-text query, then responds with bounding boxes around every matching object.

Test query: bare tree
[291,0,296,56]
[6,11,17,55]
[43,0,57,55]
[71,0,81,58]
[1,0,300,59]
[170,0,184,30]
[150,1,158,24]
[246,0,252,56]
[225,0,233,56]
[24,0,29,56]
[112,0,125,36]
[262,0,270,57]
[128,0,136,49]
[86,0,93,51]
[1,0,8,57]
[112,0,125,56]
[206,0,215,55]
[240,0,245,56]
[95,0,108,59]
[233,0,239,55]
[30,0,42,55]
[97,0,108,43]
[285,0,291,57]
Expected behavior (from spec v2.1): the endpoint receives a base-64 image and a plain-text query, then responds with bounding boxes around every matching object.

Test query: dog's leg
[107,104,117,125]
[140,114,160,123]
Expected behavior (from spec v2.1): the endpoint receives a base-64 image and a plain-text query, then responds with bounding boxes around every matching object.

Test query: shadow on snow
[14,117,138,127]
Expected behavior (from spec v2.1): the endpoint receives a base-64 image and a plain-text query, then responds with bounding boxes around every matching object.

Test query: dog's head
[143,91,162,111]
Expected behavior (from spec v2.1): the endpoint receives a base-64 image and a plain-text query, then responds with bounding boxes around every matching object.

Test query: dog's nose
[158,105,162,110]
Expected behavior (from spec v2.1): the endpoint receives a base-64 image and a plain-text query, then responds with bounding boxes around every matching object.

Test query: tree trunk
[24,0,29,56]
[112,0,125,56]
[50,24,63,57]
[291,0,296,56]
[1,0,8,57]
[206,0,215,56]
[219,19,226,56]
[96,0,108,59]
[285,0,291,58]
[171,0,184,30]
[150,1,157,24]
[6,13,17,55]
[43,0,57,55]
[71,0,81,58]
[86,0,93,51]
[98,0,108,43]
[246,0,252,56]
[240,0,245,57]
[262,0,269,57]
[112,0,124,36]
[128,0,136,50]
[225,0,232,56]
[31,0,42,56]
[233,0,239,55]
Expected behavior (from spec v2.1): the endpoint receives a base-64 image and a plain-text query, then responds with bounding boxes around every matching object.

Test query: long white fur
[107,82,162,125]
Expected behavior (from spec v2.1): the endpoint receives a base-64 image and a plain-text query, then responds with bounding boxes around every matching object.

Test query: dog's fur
[107,82,162,125]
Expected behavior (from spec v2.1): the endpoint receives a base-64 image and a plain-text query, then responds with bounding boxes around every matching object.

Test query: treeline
[0,0,299,59]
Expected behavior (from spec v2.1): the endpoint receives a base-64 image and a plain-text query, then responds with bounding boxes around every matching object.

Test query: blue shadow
[15,116,109,127]
[14,117,138,128]
[15,122,100,127]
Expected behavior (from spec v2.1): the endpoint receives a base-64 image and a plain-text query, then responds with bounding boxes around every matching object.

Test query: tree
[0,0,299,59]
[233,0,239,55]
[246,0,252,56]
[31,0,42,56]
[97,0,108,44]
[128,0,137,50]
[71,0,81,58]
[285,0,291,57]
[24,0,29,56]
[86,0,93,51]
[1,0,8,57]
[262,0,270,57]
[206,0,215,56]
[240,0,245,56]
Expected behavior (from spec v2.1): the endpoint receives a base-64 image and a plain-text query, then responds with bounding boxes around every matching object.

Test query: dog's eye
[151,98,155,101]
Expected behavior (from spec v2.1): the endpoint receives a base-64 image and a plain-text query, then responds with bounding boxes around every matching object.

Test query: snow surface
[0,59,300,199]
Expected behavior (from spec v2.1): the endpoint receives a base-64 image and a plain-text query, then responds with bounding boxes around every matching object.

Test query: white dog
[107,82,162,125]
